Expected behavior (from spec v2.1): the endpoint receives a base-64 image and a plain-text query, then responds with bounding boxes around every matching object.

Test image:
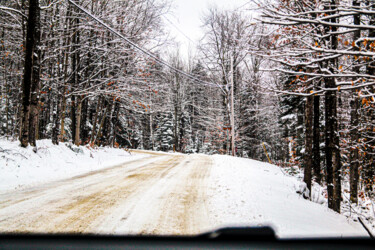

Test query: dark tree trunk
[71,96,76,142]
[28,61,41,146]
[90,97,103,144]
[80,21,94,145]
[93,101,112,146]
[363,0,375,194]
[71,0,81,145]
[325,79,340,212]
[304,95,313,198]
[74,97,82,146]
[20,0,40,148]
[111,101,120,147]
[350,97,360,204]
[350,0,361,204]
[174,105,179,151]
[296,101,304,161]
[313,95,321,184]
[102,99,114,146]
[60,89,67,142]
[324,0,341,213]
[80,98,89,144]
[52,97,61,145]
[60,4,72,142]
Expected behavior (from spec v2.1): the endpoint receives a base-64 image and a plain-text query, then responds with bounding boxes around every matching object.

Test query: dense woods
[0,0,374,214]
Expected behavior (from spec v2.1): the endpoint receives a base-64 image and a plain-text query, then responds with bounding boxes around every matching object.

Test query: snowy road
[0,151,368,238]
[0,152,212,235]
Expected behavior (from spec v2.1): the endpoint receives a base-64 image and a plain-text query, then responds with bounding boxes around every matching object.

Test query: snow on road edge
[206,154,368,238]
[0,139,147,192]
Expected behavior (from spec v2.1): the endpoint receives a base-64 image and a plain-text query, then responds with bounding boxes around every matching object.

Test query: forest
[0,0,374,214]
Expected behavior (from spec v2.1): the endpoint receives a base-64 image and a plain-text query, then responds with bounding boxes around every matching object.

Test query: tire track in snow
[114,154,213,235]
[0,154,180,233]
[154,155,212,235]
[0,153,213,235]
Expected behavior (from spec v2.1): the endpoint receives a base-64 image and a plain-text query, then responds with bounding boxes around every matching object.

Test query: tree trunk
[363,0,375,195]
[71,0,81,144]
[90,97,103,144]
[102,99,114,146]
[93,101,112,146]
[111,101,120,147]
[80,98,89,144]
[350,97,360,204]
[60,88,67,142]
[150,112,154,150]
[304,95,313,198]
[28,13,41,146]
[313,94,321,184]
[74,97,82,146]
[324,0,341,213]
[350,0,361,204]
[174,105,179,151]
[296,101,304,160]
[52,97,61,145]
[60,4,72,142]
[325,79,341,212]
[71,96,77,142]
[20,0,40,148]
[5,77,9,137]
[149,92,154,150]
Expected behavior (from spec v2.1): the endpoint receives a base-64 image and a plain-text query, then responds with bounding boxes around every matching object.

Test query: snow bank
[0,139,146,192]
[207,155,368,238]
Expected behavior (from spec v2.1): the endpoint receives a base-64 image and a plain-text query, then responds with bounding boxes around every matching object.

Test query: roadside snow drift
[0,139,146,191]
[207,155,367,238]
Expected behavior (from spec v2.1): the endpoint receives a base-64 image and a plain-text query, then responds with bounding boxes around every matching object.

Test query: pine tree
[155,112,174,151]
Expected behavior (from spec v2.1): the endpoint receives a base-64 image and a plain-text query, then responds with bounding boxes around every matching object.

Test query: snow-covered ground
[0,139,147,191]
[0,139,369,238]
[207,155,368,238]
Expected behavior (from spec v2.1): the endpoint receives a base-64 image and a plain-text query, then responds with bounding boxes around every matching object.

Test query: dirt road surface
[0,152,213,235]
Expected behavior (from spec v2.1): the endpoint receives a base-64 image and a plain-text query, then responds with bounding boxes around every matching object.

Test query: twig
[0,6,27,18]
[342,193,360,216]
[371,198,375,218]
[0,147,28,159]
[278,165,287,176]
[0,146,9,153]
[12,152,28,159]
[358,217,374,239]
[40,0,64,10]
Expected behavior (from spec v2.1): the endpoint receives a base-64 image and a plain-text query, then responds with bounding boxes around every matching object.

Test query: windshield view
[0,0,374,239]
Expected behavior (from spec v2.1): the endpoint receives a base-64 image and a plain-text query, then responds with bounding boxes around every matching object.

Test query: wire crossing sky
[67,0,222,89]
[165,0,250,59]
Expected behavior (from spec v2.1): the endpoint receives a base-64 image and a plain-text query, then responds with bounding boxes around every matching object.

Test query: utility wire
[234,1,252,11]
[161,15,227,95]
[66,0,220,89]
[163,15,197,45]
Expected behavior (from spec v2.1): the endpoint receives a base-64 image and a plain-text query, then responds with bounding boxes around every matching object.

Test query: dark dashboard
[0,227,373,250]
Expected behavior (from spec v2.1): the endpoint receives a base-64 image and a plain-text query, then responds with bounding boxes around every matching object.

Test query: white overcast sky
[164,0,250,58]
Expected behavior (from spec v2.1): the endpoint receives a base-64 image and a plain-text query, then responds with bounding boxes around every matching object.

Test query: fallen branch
[358,217,374,239]
[0,147,28,159]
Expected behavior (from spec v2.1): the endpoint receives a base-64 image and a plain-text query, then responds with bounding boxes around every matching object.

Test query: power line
[66,0,220,89]
[161,15,227,95]
[234,1,252,11]
[163,1,252,46]
[163,15,197,45]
